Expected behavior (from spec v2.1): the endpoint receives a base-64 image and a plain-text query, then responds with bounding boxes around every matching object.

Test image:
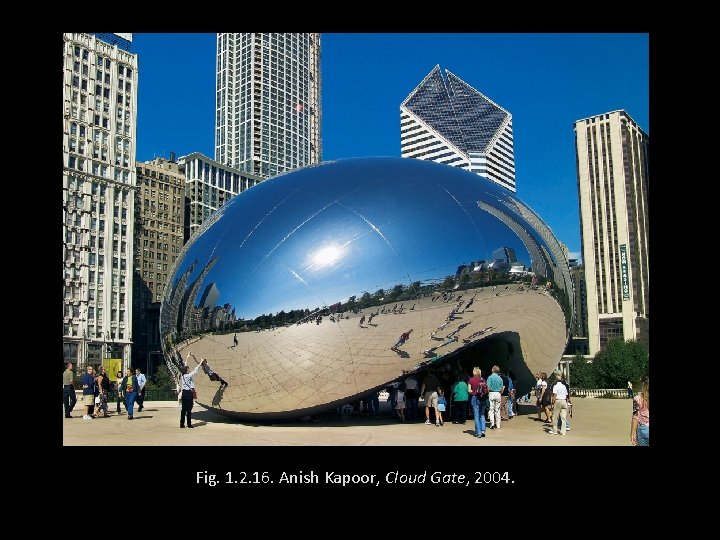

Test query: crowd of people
[64,362,148,421]
[64,359,649,445]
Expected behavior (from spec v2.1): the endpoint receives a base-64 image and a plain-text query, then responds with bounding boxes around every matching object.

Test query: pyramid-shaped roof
[402,65,509,155]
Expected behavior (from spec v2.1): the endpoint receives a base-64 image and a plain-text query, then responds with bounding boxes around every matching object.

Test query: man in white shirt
[549,371,569,436]
[135,368,147,412]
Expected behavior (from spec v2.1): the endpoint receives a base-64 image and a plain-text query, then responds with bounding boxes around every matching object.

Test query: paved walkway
[63,397,633,446]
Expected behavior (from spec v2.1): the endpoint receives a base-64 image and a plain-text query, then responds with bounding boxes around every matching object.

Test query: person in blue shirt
[486,365,505,429]
[134,368,147,412]
[81,365,96,420]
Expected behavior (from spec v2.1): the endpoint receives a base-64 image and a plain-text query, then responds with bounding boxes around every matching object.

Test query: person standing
[135,368,147,412]
[468,367,487,438]
[179,361,203,428]
[452,376,469,425]
[395,384,406,422]
[557,373,571,432]
[420,371,441,425]
[115,371,124,414]
[63,362,77,418]
[627,381,633,398]
[233,334,238,347]
[549,371,569,436]
[631,379,650,446]
[119,368,139,420]
[404,375,419,421]
[81,366,96,420]
[486,365,505,429]
[95,366,111,417]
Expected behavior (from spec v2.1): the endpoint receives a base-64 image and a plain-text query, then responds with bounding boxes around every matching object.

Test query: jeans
[507,395,515,417]
[488,392,502,428]
[117,393,124,413]
[471,395,486,435]
[636,423,649,446]
[63,385,76,416]
[125,391,137,417]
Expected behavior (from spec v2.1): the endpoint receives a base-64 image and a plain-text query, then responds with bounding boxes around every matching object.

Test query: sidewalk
[63,397,633,446]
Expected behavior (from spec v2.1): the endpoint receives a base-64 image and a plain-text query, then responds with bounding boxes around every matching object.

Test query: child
[396,385,406,422]
[436,387,446,426]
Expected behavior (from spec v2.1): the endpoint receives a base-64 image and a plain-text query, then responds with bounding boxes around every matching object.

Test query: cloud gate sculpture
[160,157,573,420]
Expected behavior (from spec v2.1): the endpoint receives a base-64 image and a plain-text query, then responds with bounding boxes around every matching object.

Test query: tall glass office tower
[401,65,515,192]
[215,33,321,178]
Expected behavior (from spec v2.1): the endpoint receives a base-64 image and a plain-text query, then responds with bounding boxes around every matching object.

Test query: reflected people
[160,157,573,420]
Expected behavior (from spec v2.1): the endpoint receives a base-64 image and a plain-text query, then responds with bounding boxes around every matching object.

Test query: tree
[148,365,176,391]
[592,339,648,388]
[569,353,596,388]
[441,276,455,290]
[360,292,371,307]
[390,284,404,300]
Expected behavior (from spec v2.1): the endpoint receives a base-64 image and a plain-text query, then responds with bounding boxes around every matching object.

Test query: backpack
[477,377,489,399]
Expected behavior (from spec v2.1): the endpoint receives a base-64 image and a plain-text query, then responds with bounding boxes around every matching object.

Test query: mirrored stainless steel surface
[160,157,573,419]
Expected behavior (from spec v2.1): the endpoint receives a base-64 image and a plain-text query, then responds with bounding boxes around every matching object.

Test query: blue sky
[132,33,649,260]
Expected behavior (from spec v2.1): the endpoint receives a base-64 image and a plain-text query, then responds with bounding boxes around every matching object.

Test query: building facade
[132,156,186,372]
[400,65,516,192]
[565,262,589,355]
[215,33,321,178]
[179,152,263,242]
[63,33,138,369]
[575,110,649,354]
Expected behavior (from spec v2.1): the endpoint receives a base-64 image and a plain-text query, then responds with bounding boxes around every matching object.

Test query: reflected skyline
[160,158,572,418]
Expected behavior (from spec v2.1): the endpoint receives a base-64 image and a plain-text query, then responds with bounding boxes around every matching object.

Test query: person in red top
[468,367,487,438]
[391,329,413,352]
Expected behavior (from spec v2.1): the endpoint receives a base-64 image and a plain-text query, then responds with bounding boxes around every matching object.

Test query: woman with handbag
[119,368,139,420]
[179,361,203,428]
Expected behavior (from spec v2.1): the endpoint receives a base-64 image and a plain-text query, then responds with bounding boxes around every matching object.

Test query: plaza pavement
[172,285,566,417]
[63,396,632,446]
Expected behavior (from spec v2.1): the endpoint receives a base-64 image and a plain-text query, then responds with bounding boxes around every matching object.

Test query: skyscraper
[575,110,649,354]
[62,33,138,369]
[400,65,515,192]
[178,152,263,242]
[132,156,186,371]
[215,33,321,178]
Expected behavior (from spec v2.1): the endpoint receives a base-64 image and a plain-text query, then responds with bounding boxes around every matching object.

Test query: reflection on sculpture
[160,157,573,420]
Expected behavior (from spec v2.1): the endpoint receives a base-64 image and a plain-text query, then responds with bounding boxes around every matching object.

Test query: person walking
[548,371,569,436]
[135,368,147,412]
[63,362,77,418]
[115,371,124,414]
[631,379,649,446]
[119,368,139,420]
[81,365,96,420]
[179,361,204,428]
[391,329,413,352]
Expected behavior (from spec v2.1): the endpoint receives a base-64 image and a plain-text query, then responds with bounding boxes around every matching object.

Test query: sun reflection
[311,245,343,268]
